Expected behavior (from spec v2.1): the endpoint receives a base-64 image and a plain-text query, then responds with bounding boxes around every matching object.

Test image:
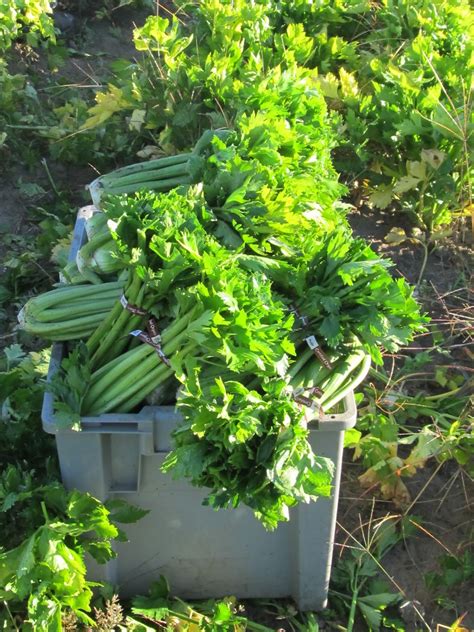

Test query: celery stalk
[318,352,366,404]
[322,353,371,412]
[98,153,192,185]
[105,163,189,189]
[84,308,198,413]
[103,176,192,197]
[89,271,144,368]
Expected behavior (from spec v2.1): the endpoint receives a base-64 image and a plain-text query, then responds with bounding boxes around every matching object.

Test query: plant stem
[40,501,50,524]
[246,621,276,632]
[3,601,19,632]
[425,385,465,401]
[41,158,60,197]
[347,585,359,632]
[415,239,430,290]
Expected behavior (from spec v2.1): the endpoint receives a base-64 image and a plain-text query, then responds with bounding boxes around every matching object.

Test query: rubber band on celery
[129,329,171,367]
[305,335,333,370]
[120,294,148,316]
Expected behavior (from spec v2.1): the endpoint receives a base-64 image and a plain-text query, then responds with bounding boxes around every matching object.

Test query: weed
[330,511,411,631]
[94,594,125,630]
[0,0,56,53]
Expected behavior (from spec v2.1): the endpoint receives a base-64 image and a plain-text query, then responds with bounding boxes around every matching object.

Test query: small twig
[2,601,19,632]
[459,469,472,509]
[407,519,453,556]
[30,258,56,283]
[436,469,460,515]
[403,461,444,516]
[415,239,430,289]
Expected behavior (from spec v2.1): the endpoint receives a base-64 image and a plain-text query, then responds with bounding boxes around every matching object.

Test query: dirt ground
[0,7,472,632]
[337,460,473,630]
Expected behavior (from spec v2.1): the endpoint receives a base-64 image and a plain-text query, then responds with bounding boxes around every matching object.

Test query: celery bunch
[22,164,427,529]
[18,281,125,341]
[62,214,124,285]
[88,129,231,207]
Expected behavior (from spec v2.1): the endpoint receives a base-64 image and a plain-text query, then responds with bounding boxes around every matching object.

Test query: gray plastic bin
[41,207,358,611]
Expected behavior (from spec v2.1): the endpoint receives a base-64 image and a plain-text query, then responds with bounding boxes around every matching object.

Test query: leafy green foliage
[0,345,54,472]
[0,1,469,627]
[0,3,59,161]
[287,0,473,229]
[346,350,473,505]
[129,576,274,631]
[73,185,422,525]
[330,517,408,631]
[79,0,472,233]
[47,178,425,525]
[0,482,146,629]
[284,229,428,363]
[76,196,336,527]
[44,95,140,169]
[0,64,136,168]
[0,61,30,156]
[165,374,333,530]
[100,144,426,361]
[0,0,56,52]
[81,5,340,189]
[0,197,73,299]
[425,551,474,594]
[48,343,92,430]
[0,340,148,629]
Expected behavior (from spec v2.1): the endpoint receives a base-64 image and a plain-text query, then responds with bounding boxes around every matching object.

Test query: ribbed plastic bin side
[41,207,358,611]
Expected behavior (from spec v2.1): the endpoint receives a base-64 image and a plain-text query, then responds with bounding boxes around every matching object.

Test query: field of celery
[0,1,472,630]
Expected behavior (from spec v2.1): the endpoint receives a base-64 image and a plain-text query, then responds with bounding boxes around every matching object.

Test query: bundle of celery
[87,187,425,361]
[52,239,340,529]
[21,182,426,528]
[88,129,232,208]
[87,121,345,254]
[61,213,123,285]
[18,281,125,341]
[38,185,425,416]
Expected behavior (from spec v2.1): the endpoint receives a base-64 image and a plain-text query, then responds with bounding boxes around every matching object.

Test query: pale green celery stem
[90,343,148,383]
[86,296,125,358]
[115,343,193,413]
[66,287,123,303]
[25,282,123,312]
[94,279,151,368]
[31,297,119,323]
[287,347,313,379]
[76,231,113,284]
[291,357,332,391]
[322,354,371,412]
[98,152,192,184]
[86,321,194,415]
[90,240,122,271]
[93,358,176,415]
[89,271,143,368]
[319,353,366,405]
[85,212,108,239]
[104,162,189,188]
[289,344,345,391]
[24,312,111,339]
[87,348,169,414]
[83,345,151,411]
[102,175,192,196]
[46,329,104,341]
[287,353,362,404]
[84,308,197,409]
